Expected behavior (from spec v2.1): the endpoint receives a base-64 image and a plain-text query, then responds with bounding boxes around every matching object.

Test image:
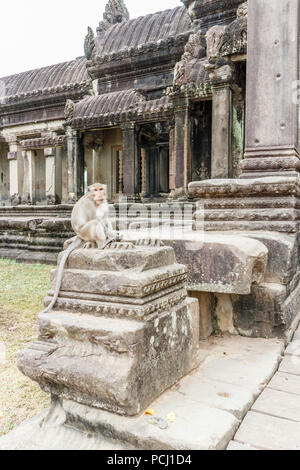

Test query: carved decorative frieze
[21,135,67,150]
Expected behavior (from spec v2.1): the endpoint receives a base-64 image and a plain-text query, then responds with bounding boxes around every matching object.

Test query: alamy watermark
[110,198,205,250]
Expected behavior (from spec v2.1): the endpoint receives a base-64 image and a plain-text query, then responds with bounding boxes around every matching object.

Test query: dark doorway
[191,101,212,181]
[139,123,170,198]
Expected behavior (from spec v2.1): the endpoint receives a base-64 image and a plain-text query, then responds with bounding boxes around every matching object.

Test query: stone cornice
[21,135,67,150]
[0,81,91,109]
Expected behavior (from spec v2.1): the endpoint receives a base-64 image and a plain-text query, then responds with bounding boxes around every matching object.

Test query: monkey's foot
[63,236,78,250]
[83,241,97,249]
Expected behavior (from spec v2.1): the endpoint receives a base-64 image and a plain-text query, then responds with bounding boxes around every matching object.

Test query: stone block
[227,441,259,450]
[61,395,240,450]
[268,371,300,396]
[279,356,300,376]
[18,242,200,416]
[126,230,268,295]
[239,232,299,285]
[232,282,288,338]
[188,291,214,339]
[234,411,300,450]
[252,388,300,422]
[177,375,254,419]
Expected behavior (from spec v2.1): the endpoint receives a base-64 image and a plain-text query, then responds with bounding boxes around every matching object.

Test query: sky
[0,0,182,77]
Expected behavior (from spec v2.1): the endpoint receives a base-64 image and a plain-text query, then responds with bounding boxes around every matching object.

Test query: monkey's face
[91,185,106,206]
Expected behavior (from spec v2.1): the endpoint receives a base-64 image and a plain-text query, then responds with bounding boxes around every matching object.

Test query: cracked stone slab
[293,326,300,342]
[62,395,240,450]
[233,411,300,450]
[227,440,259,450]
[176,375,255,419]
[0,409,136,451]
[252,388,300,422]
[268,371,300,396]
[279,356,300,376]
[285,340,300,357]
[193,336,284,391]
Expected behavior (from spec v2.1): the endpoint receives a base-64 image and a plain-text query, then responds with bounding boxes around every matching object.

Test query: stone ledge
[124,230,268,295]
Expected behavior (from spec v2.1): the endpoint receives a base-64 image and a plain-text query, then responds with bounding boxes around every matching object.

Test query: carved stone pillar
[121,122,140,201]
[240,0,300,178]
[7,139,22,205]
[140,147,147,197]
[173,98,191,196]
[22,150,36,205]
[45,147,62,205]
[66,127,84,203]
[169,124,175,192]
[211,84,233,178]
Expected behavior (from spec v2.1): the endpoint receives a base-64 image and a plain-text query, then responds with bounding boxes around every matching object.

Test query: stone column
[169,124,175,192]
[121,122,140,201]
[240,0,299,178]
[7,139,22,205]
[44,147,62,205]
[22,150,36,205]
[173,98,191,196]
[211,85,232,178]
[66,127,84,203]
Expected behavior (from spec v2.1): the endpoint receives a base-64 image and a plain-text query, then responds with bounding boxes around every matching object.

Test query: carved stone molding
[182,0,244,28]
[21,135,67,150]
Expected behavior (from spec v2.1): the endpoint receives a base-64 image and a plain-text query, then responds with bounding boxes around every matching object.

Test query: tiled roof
[96,6,192,56]
[0,58,89,103]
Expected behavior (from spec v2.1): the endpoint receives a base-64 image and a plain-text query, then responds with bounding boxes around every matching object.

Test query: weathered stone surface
[2,332,285,450]
[194,335,284,391]
[233,411,300,450]
[227,441,259,451]
[189,177,300,233]
[268,372,300,396]
[238,232,299,285]
[0,408,135,450]
[294,326,300,342]
[125,230,268,295]
[18,243,200,416]
[279,356,300,376]
[188,291,213,339]
[252,388,300,422]
[177,375,254,419]
[285,340,300,358]
[62,394,239,451]
[232,283,288,338]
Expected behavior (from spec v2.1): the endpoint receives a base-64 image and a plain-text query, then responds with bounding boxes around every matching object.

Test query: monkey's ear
[88,185,93,192]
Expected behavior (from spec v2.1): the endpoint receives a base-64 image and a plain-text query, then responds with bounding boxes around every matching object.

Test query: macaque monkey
[43,183,117,313]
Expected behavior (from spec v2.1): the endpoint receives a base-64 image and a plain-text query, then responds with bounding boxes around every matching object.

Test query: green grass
[0,259,52,436]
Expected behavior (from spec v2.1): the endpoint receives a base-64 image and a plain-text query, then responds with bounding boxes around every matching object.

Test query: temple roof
[69,90,173,129]
[95,6,192,57]
[0,58,89,104]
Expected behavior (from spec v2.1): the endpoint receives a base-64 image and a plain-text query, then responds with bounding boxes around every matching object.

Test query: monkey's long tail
[42,237,82,314]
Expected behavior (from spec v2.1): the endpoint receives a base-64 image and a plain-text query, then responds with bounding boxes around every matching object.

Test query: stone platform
[0,334,286,450]
[18,241,200,416]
